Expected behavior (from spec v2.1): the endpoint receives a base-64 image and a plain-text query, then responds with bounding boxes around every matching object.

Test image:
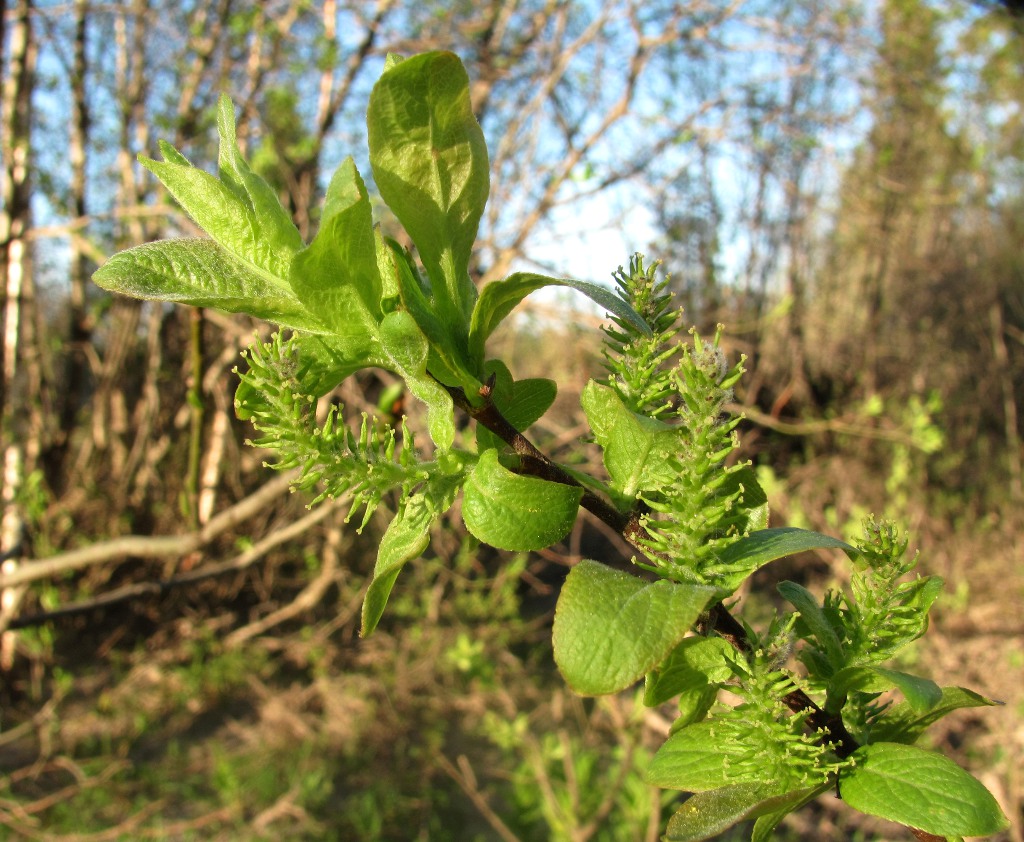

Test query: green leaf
[93,238,322,331]
[646,722,735,792]
[215,95,304,263]
[664,784,798,842]
[382,238,481,392]
[777,580,846,671]
[643,635,734,709]
[141,135,297,286]
[361,498,433,637]
[462,449,583,551]
[751,784,832,842]
[871,686,1001,745]
[839,743,1009,836]
[290,157,383,334]
[361,479,460,636]
[368,51,488,336]
[721,465,770,532]
[720,528,856,577]
[379,311,456,451]
[826,666,942,715]
[553,560,716,696]
[469,272,652,365]
[287,333,390,397]
[581,381,679,498]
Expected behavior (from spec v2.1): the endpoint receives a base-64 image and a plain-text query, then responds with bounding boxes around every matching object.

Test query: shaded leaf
[379,310,456,451]
[720,528,856,575]
[870,686,1002,745]
[664,783,798,842]
[827,666,942,715]
[360,478,461,636]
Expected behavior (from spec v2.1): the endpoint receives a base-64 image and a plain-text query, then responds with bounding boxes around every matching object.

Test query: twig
[0,472,297,590]
[448,381,862,760]
[435,752,521,842]
[6,496,343,630]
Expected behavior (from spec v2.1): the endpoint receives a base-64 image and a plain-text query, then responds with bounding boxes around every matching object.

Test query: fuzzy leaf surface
[462,450,582,550]
[290,157,383,334]
[582,381,679,497]
[140,144,295,286]
[839,743,1009,836]
[93,239,321,331]
[215,95,303,264]
[368,51,487,335]
[553,560,716,696]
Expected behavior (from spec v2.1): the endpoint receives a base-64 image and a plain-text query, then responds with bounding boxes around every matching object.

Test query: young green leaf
[361,477,461,636]
[476,360,557,451]
[582,381,679,498]
[140,139,296,285]
[552,559,716,696]
[646,722,734,792]
[750,784,833,842]
[215,95,304,263]
[368,51,488,338]
[379,310,456,452]
[839,743,1009,836]
[93,238,323,332]
[643,635,734,710]
[719,527,856,577]
[361,495,435,637]
[869,686,1002,745]
[777,580,846,673]
[663,784,804,842]
[826,666,942,715]
[290,156,383,330]
[469,272,652,365]
[382,238,481,392]
[461,450,583,550]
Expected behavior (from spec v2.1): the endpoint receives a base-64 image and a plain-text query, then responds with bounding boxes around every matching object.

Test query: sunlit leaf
[93,238,322,331]
[553,560,715,696]
[462,450,582,550]
[839,743,1009,836]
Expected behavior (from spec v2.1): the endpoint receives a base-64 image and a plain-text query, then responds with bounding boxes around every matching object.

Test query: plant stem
[449,380,861,759]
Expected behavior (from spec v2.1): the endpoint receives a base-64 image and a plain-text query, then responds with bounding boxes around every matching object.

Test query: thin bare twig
[0,472,297,590]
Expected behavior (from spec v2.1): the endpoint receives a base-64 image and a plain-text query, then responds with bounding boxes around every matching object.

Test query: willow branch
[448,380,860,759]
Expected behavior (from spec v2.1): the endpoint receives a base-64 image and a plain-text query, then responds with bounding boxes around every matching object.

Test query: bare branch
[0,472,298,590]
